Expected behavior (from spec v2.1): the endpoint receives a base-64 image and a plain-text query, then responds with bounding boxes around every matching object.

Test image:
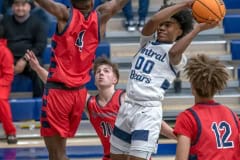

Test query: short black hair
[160,4,194,40]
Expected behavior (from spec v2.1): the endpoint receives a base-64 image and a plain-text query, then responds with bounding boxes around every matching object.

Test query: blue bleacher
[34,98,42,121]
[11,75,32,92]
[10,98,88,121]
[223,0,240,9]
[223,14,240,34]
[48,20,57,38]
[238,67,240,81]
[10,99,36,121]
[42,44,52,65]
[230,40,240,79]
[231,40,240,60]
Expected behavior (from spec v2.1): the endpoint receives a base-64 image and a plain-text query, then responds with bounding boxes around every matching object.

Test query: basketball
[192,0,226,23]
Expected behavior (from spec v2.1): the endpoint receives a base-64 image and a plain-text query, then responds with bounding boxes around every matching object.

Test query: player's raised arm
[169,21,219,65]
[96,0,130,21]
[142,1,193,36]
[35,0,69,21]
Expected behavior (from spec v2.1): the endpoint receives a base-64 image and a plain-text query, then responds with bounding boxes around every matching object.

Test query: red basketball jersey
[87,89,125,160]
[47,8,100,87]
[174,101,240,160]
[0,39,14,99]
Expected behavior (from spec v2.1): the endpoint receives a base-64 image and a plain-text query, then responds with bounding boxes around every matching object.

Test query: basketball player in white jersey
[110,1,219,160]
[24,52,177,160]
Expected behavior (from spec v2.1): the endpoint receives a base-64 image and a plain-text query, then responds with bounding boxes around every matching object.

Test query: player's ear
[113,76,118,85]
[191,85,197,96]
[177,28,183,38]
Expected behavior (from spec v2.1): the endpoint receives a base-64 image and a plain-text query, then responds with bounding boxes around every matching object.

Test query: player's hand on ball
[195,20,220,32]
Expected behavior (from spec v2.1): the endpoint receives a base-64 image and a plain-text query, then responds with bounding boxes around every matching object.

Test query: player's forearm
[34,0,56,11]
[175,135,191,160]
[142,2,190,36]
[34,65,48,84]
[169,27,200,65]
[160,120,177,140]
[35,0,68,20]
[98,0,129,20]
[152,2,188,23]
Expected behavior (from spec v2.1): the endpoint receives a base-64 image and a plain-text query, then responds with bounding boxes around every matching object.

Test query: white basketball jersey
[126,39,187,107]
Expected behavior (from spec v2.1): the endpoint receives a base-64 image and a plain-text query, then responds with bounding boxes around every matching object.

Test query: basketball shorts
[110,101,162,154]
[40,86,87,138]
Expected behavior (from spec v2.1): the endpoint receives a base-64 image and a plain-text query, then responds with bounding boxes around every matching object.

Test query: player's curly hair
[160,4,194,40]
[184,54,229,98]
[93,56,120,84]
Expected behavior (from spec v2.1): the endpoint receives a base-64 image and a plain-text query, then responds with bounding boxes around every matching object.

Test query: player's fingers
[29,51,36,59]
[210,20,219,27]
[24,53,30,61]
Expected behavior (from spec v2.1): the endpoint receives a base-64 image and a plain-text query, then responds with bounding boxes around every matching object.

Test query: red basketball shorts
[40,87,87,137]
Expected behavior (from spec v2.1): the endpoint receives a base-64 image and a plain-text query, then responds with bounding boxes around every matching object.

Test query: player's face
[12,2,31,18]
[156,18,183,43]
[95,64,117,88]
[71,0,93,16]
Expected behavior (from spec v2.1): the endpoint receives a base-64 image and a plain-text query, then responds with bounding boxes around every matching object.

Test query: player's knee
[110,153,128,160]
[48,151,66,160]
[47,145,66,160]
[129,150,152,160]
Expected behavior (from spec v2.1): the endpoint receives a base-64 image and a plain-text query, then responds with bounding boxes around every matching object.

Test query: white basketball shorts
[110,101,162,154]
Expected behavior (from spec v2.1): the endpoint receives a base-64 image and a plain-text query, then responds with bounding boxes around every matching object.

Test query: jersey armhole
[228,108,240,130]
[187,108,202,146]
[55,7,73,36]
[86,96,93,110]
[119,89,126,105]
[96,10,101,42]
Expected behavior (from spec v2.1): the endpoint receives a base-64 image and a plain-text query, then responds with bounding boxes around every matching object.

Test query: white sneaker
[138,20,145,32]
[125,20,136,32]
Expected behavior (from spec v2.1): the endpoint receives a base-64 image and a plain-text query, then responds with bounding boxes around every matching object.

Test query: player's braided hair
[93,56,120,84]
[184,54,229,98]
